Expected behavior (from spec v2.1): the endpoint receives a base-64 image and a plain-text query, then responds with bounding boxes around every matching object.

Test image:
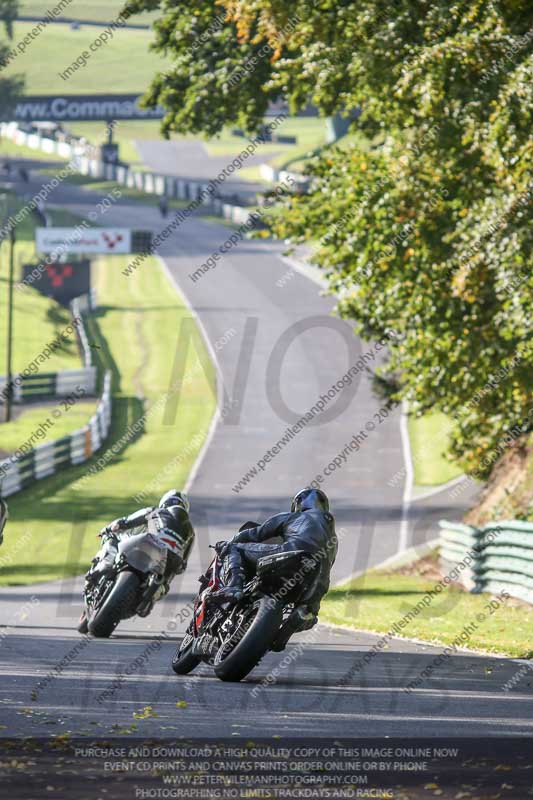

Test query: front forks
[137,572,166,617]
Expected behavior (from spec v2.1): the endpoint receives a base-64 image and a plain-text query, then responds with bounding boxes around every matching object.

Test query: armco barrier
[439,519,533,604]
[0,368,96,402]
[75,156,264,226]
[0,293,97,404]
[71,295,96,368]
[0,371,112,498]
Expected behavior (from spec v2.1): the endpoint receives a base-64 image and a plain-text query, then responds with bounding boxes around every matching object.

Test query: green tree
[131,0,532,477]
[0,0,24,116]
[123,0,279,136]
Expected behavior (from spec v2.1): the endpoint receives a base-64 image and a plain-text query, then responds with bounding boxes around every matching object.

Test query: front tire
[77,612,89,634]
[214,596,283,682]
[172,632,201,675]
[88,571,141,638]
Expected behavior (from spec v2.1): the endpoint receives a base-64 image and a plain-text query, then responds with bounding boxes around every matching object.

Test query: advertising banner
[3,94,165,122]
[36,227,132,254]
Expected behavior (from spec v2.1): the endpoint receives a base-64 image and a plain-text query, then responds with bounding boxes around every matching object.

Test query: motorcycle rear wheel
[214,596,283,682]
[172,632,201,675]
[88,571,141,638]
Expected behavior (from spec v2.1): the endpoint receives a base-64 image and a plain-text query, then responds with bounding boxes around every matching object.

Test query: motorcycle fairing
[118,531,167,575]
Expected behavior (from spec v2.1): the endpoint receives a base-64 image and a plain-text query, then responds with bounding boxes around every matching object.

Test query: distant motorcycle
[79,528,178,638]
[172,525,320,682]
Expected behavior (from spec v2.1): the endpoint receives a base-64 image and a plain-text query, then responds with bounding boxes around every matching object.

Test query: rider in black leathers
[212,487,337,635]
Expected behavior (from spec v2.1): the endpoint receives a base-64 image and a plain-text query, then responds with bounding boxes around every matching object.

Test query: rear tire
[88,571,141,638]
[214,596,283,682]
[172,632,201,675]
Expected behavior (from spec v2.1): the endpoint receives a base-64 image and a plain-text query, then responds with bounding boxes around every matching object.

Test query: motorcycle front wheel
[88,571,141,638]
[214,596,283,682]
[172,631,201,675]
[77,611,89,634]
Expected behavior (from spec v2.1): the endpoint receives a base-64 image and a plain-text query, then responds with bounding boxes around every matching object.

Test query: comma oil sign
[35,227,132,255]
[3,94,165,122]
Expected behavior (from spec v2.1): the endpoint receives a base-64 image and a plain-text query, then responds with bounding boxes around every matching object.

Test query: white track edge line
[320,621,529,662]
[399,399,414,553]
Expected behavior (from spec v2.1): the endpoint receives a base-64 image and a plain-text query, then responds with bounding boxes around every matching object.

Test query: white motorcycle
[79,521,186,638]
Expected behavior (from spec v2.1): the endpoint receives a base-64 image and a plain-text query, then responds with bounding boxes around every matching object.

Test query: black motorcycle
[172,533,320,682]
[79,530,174,637]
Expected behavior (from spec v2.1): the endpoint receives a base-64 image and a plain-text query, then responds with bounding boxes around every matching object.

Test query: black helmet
[291,487,329,513]
[159,489,189,513]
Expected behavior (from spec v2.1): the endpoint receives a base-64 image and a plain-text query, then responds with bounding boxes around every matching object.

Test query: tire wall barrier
[439,519,533,605]
[0,371,112,498]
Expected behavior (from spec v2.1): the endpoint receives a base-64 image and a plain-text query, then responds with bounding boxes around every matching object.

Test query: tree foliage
[123,0,280,136]
[0,0,17,36]
[0,0,24,116]
[132,0,532,477]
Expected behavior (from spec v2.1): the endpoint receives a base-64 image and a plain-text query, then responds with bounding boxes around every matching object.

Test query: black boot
[271,607,316,652]
[210,550,245,605]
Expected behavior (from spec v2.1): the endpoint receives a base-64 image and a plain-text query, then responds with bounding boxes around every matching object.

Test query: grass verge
[0,194,84,374]
[68,120,161,166]
[320,562,533,659]
[19,0,158,23]
[3,22,164,94]
[0,253,215,585]
[204,118,327,175]
[0,398,98,458]
[408,411,463,486]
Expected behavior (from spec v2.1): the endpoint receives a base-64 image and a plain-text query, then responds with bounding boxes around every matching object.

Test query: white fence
[259,163,310,192]
[0,367,96,403]
[0,371,112,497]
[0,122,86,160]
[0,294,97,403]
[71,295,96,368]
[0,123,270,228]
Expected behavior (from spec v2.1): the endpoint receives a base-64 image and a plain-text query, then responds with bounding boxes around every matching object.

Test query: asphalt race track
[2,575,533,738]
[1,171,529,800]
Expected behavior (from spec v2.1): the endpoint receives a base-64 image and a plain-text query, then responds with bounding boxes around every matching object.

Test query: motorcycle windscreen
[118,532,167,575]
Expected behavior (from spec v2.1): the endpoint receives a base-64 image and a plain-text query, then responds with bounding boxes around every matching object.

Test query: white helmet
[159,489,189,513]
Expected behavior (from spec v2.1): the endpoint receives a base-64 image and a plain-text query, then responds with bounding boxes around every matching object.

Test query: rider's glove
[99,521,121,538]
